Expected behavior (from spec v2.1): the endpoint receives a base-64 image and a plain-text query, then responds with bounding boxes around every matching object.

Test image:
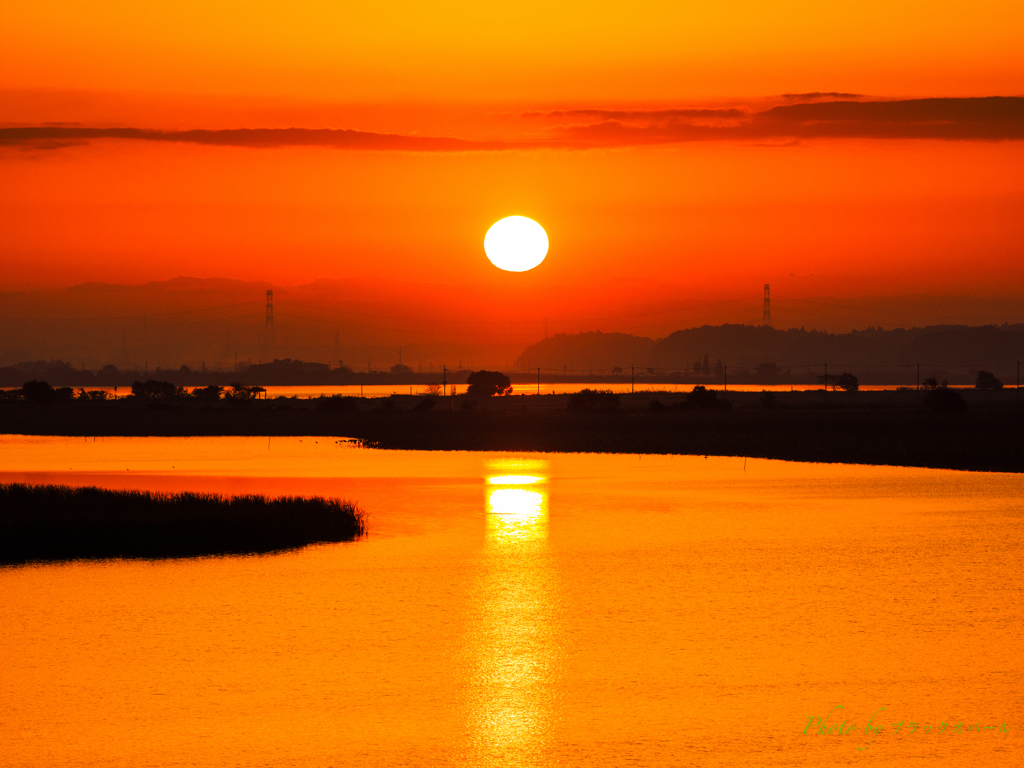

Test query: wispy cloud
[780,92,863,100]
[756,97,1024,139]
[554,97,1024,144]
[0,126,523,151]
[2,97,1022,152]
[522,108,747,120]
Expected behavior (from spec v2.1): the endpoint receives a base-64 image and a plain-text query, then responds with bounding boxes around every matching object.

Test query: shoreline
[3,390,1023,473]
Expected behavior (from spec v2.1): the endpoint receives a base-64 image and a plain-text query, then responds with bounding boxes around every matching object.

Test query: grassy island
[0,484,365,565]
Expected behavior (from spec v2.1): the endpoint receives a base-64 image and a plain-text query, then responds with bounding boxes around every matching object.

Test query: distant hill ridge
[516,324,1024,376]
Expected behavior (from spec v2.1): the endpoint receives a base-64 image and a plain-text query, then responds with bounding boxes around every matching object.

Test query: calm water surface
[1,436,1021,767]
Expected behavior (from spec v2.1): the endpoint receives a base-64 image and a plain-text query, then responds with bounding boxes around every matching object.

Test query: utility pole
[631,366,635,396]
[265,290,275,359]
[762,284,772,327]
[537,367,540,396]
[823,361,827,392]
[724,365,727,392]
[443,365,447,397]
[916,362,920,391]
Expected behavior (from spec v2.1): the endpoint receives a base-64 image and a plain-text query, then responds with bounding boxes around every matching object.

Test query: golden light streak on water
[462,464,554,766]
[488,475,545,486]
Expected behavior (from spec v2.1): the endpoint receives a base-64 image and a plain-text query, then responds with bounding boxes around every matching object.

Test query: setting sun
[483,216,548,272]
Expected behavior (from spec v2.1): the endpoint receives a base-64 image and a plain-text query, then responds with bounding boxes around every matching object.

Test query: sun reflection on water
[487,487,546,542]
[488,474,544,485]
[464,458,554,766]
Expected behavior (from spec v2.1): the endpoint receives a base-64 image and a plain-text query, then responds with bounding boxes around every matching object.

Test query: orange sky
[2,2,1024,327]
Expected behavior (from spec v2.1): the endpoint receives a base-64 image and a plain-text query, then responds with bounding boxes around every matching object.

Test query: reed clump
[0,483,365,564]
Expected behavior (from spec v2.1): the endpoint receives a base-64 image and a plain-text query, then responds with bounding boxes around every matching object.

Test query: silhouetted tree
[76,389,109,401]
[466,370,511,397]
[756,362,779,379]
[761,390,778,409]
[702,353,710,376]
[836,373,859,392]
[714,358,724,378]
[21,380,74,404]
[567,389,620,412]
[22,380,54,403]
[816,373,841,391]
[922,381,967,413]
[975,370,1003,390]
[131,380,184,399]
[226,382,264,401]
[686,385,731,410]
[192,385,223,400]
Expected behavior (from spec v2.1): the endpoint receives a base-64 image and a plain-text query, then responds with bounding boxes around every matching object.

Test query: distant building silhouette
[391,347,412,375]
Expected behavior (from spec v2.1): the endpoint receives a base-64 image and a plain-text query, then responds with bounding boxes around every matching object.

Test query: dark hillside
[515,331,656,372]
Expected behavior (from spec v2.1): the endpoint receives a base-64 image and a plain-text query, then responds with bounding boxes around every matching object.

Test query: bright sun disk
[484,216,548,272]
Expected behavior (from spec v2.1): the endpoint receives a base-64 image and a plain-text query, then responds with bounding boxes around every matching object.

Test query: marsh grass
[0,484,366,565]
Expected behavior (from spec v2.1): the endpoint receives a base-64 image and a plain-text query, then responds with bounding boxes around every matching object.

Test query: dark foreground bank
[3,389,1024,472]
[0,484,365,565]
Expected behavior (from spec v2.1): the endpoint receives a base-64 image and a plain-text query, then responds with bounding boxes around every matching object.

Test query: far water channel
[1,436,1021,767]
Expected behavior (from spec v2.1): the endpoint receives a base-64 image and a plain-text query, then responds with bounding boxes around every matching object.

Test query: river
[1,435,1020,766]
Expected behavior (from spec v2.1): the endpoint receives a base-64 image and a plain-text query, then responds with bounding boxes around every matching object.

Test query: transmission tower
[265,290,276,357]
[762,284,772,327]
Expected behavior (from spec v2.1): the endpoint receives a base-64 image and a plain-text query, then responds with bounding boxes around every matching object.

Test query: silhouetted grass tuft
[0,484,366,565]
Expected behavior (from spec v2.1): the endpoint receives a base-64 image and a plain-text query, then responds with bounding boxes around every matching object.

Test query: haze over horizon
[3,274,1024,372]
